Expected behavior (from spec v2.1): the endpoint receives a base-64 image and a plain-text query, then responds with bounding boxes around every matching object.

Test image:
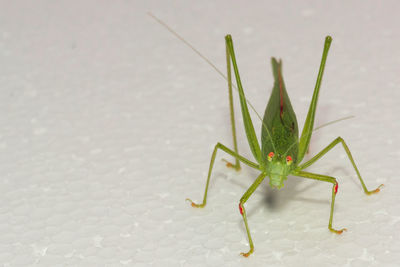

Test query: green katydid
[149,13,383,257]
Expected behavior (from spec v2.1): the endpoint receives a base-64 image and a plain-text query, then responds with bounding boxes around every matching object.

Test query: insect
[149,13,384,257]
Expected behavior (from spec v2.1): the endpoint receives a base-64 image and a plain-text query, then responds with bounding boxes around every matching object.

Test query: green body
[148,13,382,257]
[262,59,299,162]
[180,31,382,256]
[261,58,299,187]
[225,36,333,191]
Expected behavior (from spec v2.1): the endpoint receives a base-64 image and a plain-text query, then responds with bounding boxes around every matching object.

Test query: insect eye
[267,152,274,161]
[286,155,293,165]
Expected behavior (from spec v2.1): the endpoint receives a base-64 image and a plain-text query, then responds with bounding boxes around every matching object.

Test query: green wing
[261,58,299,165]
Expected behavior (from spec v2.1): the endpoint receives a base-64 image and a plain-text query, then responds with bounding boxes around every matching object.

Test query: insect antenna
[283,115,355,156]
[313,115,354,131]
[148,12,276,151]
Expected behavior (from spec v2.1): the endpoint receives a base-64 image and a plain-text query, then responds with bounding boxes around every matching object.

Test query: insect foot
[222,159,241,171]
[329,227,347,234]
[240,248,254,258]
[366,184,384,195]
[185,198,205,208]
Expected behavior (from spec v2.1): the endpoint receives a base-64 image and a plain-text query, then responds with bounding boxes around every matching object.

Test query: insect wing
[261,58,299,165]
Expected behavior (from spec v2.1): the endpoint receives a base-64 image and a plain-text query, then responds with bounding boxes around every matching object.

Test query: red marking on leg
[334,182,338,194]
[239,203,244,215]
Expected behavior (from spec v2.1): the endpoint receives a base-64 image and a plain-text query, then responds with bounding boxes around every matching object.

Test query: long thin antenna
[148,12,225,80]
[283,115,355,155]
[314,115,354,131]
[148,12,266,126]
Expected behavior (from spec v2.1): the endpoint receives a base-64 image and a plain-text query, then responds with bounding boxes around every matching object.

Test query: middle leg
[297,137,383,194]
[186,142,260,208]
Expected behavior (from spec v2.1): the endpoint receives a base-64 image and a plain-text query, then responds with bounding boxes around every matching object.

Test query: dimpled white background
[0,1,399,266]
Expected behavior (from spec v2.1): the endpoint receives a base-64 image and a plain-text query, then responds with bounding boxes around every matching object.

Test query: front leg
[238,172,267,257]
[291,170,347,234]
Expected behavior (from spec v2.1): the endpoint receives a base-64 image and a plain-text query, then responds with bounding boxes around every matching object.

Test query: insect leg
[224,35,262,165]
[186,142,260,208]
[291,170,346,234]
[298,36,332,162]
[296,137,383,194]
[224,41,241,171]
[238,172,267,257]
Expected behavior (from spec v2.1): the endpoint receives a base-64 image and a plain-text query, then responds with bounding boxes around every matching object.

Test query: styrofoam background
[1,1,399,266]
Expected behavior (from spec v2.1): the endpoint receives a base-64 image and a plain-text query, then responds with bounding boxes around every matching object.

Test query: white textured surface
[1,1,399,266]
